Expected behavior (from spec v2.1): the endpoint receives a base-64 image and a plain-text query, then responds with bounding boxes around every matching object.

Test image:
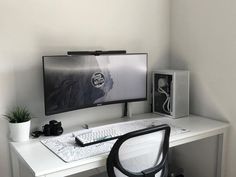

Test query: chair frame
[106,124,170,177]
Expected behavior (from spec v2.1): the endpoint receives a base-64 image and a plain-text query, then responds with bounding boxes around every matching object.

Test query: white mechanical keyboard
[75,118,189,147]
[75,128,123,146]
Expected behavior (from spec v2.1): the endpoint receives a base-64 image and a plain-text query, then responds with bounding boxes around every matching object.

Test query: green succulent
[4,106,32,123]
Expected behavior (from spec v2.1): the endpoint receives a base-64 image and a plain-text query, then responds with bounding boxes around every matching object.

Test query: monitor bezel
[42,53,148,116]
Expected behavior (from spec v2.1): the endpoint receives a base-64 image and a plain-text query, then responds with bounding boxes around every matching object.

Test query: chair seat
[90,171,108,177]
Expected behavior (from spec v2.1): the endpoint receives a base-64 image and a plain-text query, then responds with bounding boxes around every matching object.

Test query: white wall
[0,0,170,177]
[170,0,236,176]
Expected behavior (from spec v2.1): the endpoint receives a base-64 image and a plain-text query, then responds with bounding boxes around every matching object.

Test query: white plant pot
[9,120,31,142]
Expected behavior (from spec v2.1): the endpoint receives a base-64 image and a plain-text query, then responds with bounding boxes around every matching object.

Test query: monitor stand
[123,102,132,118]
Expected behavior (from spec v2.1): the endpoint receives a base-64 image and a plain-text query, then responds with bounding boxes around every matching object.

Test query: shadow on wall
[0,118,12,177]
[13,60,45,130]
[170,57,227,122]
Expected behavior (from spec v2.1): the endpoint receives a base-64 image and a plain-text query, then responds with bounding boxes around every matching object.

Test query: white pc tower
[152,70,189,118]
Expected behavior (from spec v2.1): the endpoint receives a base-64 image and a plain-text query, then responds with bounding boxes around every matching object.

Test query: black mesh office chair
[92,124,170,177]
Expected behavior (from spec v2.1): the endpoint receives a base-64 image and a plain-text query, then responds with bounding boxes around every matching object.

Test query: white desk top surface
[10,113,229,177]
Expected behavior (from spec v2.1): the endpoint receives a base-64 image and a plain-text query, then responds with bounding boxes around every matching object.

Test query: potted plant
[4,106,32,142]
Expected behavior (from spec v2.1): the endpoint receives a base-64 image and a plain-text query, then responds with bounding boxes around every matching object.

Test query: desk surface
[10,113,229,177]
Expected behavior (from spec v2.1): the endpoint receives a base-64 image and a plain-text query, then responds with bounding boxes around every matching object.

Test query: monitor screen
[43,53,147,115]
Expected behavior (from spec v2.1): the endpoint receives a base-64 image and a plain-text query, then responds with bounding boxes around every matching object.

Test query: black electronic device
[43,53,147,115]
[67,50,126,56]
[31,120,63,138]
[31,131,44,138]
[43,120,63,136]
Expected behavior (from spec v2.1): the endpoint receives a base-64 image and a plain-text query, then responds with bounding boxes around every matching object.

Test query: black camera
[43,120,63,136]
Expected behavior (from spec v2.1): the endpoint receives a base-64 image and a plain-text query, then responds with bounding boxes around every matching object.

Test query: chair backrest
[106,124,170,177]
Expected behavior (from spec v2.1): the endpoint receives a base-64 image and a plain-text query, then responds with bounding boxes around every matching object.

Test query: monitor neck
[123,102,132,118]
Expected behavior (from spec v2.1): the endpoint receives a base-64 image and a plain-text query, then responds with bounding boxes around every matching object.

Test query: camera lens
[43,124,51,136]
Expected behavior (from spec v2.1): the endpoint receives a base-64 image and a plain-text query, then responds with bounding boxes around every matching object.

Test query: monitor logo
[91,72,105,88]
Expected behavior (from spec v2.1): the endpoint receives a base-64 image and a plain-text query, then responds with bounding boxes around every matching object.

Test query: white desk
[10,113,229,177]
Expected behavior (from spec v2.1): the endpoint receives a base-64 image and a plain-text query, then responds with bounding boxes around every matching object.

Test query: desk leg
[10,145,20,177]
[216,132,227,177]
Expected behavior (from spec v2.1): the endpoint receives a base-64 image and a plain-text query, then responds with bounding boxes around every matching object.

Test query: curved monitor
[43,53,147,115]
